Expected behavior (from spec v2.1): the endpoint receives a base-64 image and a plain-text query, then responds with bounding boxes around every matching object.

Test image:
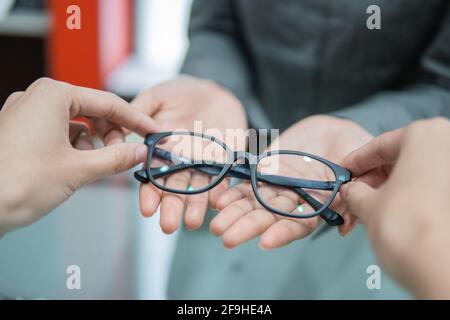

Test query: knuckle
[30,78,71,102]
[104,93,123,117]
[4,91,23,106]
[8,91,22,99]
[105,91,121,103]
[112,147,127,174]
[32,77,58,90]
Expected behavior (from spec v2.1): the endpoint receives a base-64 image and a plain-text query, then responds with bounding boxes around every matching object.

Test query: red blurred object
[48,0,134,132]
[48,0,134,89]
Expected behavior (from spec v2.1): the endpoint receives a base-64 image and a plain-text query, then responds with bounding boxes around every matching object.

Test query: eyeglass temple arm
[293,188,343,226]
[135,165,342,226]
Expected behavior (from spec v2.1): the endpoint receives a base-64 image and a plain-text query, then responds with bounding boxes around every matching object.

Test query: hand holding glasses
[134,132,352,226]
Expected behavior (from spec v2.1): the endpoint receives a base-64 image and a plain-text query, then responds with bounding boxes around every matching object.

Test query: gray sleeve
[181,0,271,129]
[333,85,450,136]
[333,9,450,136]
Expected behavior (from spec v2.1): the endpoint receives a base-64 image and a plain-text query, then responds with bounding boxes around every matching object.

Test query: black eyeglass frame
[134,132,352,226]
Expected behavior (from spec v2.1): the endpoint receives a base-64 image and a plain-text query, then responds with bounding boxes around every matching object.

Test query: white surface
[106,55,178,98]
[136,207,178,300]
[108,0,192,97]
[126,1,192,299]
[136,0,191,72]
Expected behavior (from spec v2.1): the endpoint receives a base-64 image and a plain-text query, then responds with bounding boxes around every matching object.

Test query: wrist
[0,176,28,236]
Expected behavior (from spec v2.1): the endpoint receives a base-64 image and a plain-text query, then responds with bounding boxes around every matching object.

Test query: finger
[209,179,230,210]
[184,173,210,230]
[69,121,91,145]
[338,167,390,236]
[355,167,390,189]
[260,217,320,250]
[75,143,148,185]
[265,193,298,213]
[2,91,24,110]
[73,132,95,150]
[337,203,355,237]
[131,87,163,116]
[67,85,160,136]
[140,182,163,218]
[104,129,126,145]
[210,196,258,236]
[211,185,278,236]
[159,172,191,234]
[215,183,254,211]
[340,128,404,176]
[24,79,159,136]
[140,157,166,217]
[93,118,125,145]
[222,210,277,249]
[339,181,377,224]
[338,217,360,237]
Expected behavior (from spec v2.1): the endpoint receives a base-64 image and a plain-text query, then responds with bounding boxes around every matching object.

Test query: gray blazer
[168,0,450,299]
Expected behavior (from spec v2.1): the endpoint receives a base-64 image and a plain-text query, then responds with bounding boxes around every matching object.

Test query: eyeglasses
[134,132,352,226]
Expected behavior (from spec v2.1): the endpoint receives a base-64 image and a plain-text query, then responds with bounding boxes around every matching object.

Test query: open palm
[210,115,373,249]
[132,76,247,234]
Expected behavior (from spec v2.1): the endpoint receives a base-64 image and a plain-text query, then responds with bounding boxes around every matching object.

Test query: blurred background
[0,0,192,299]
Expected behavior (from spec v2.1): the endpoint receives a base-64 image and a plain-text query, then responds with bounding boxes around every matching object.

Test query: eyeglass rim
[253,152,346,219]
[145,131,234,194]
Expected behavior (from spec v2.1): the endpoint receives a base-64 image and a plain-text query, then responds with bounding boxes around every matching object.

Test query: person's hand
[339,118,450,299]
[132,75,248,234]
[0,78,159,237]
[210,115,373,249]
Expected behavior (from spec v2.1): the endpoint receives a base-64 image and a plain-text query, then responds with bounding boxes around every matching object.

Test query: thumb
[77,143,148,185]
[340,181,377,224]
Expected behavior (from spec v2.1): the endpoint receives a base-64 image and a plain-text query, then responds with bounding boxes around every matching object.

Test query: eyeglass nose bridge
[233,151,258,165]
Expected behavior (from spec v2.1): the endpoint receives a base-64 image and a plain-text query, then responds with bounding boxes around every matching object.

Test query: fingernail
[340,221,357,237]
[348,222,357,234]
[135,145,148,162]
